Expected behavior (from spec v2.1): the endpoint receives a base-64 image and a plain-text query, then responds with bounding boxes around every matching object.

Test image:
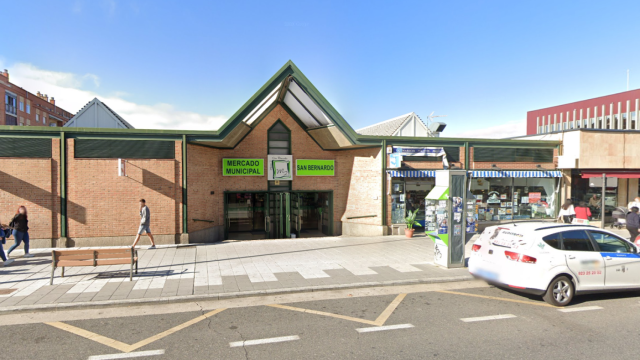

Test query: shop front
[468,170,562,226]
[389,171,437,229]
[224,191,332,240]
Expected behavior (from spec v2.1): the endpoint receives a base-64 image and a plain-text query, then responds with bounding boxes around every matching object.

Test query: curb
[0,275,474,314]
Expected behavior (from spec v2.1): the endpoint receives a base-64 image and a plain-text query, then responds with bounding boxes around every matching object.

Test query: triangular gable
[196,61,362,150]
[64,98,135,129]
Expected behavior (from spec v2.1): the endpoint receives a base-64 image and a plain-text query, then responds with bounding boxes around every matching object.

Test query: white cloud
[451,120,526,139]
[4,62,227,130]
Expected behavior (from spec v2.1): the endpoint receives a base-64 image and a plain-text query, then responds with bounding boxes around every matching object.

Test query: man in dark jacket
[131,199,156,249]
[626,207,640,241]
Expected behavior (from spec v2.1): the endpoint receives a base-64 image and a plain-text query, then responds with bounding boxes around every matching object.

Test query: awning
[426,185,449,200]
[581,171,640,179]
[471,170,562,178]
[387,170,436,178]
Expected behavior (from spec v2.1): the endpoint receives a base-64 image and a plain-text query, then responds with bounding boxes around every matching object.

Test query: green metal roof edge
[0,61,561,149]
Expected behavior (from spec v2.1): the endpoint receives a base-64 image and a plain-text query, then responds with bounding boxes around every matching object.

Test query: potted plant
[404,210,422,238]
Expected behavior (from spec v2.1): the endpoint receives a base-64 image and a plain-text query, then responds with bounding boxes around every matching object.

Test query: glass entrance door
[269,192,290,239]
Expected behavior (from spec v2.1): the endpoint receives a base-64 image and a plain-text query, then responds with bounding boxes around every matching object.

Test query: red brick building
[1,69,73,127]
[0,62,559,248]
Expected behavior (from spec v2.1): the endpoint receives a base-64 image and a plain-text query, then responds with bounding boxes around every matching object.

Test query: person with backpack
[6,206,32,258]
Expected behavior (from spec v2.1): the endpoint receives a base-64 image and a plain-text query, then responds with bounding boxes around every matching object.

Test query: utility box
[425,170,470,268]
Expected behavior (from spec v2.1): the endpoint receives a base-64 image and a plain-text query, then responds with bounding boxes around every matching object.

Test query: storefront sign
[389,153,402,168]
[222,158,264,176]
[268,155,292,180]
[529,192,541,204]
[392,146,445,156]
[296,159,335,176]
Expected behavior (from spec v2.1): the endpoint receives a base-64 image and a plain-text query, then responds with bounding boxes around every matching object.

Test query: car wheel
[543,276,574,306]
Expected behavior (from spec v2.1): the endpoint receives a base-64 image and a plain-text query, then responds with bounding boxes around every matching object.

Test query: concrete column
[587,108,591,128]
[610,103,614,129]
[636,99,639,129]
[536,116,540,134]
[554,113,557,131]
[618,102,622,129]
[560,112,563,130]
[626,100,631,130]
[629,178,639,203]
[579,109,584,128]
[618,178,628,208]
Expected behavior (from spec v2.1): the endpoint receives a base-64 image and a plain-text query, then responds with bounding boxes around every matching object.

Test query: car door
[560,230,605,290]
[589,230,640,288]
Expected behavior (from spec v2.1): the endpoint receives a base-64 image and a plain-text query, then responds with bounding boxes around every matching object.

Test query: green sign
[296,159,335,176]
[222,158,264,176]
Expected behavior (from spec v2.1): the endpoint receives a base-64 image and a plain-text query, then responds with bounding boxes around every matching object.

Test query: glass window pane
[269,148,289,155]
[269,140,289,148]
[561,230,594,251]
[269,132,289,140]
[590,231,631,253]
[270,122,288,132]
[543,233,561,249]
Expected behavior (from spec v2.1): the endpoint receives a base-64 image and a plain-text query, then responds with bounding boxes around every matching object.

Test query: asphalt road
[3,280,640,360]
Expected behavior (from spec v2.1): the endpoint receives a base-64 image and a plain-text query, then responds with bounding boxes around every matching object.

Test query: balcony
[5,104,16,115]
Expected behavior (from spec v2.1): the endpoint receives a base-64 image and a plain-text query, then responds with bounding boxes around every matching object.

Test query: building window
[36,114,39,122]
[49,123,57,127]
[471,177,558,222]
[19,101,24,112]
[42,115,46,125]
[4,92,17,115]
[26,119,31,126]
[267,120,291,191]
[598,117,603,128]
[26,103,30,114]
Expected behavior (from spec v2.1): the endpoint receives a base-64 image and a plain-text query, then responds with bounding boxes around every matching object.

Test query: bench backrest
[53,248,135,267]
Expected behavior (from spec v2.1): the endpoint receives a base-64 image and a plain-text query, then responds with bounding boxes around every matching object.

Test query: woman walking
[6,206,32,258]
[558,199,576,224]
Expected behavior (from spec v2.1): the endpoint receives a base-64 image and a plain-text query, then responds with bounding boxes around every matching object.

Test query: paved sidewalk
[0,235,471,310]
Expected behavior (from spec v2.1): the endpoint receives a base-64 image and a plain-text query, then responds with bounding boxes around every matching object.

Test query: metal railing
[5,104,16,115]
[346,214,377,219]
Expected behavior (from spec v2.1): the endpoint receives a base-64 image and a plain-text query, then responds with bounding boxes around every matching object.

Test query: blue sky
[1,0,639,136]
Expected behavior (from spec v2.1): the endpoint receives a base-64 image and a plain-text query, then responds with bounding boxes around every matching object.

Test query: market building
[0,61,560,248]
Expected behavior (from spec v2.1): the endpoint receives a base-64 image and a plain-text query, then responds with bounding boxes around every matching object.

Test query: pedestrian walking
[0,225,14,266]
[574,201,591,220]
[7,206,32,258]
[626,207,640,241]
[558,199,575,224]
[131,199,156,249]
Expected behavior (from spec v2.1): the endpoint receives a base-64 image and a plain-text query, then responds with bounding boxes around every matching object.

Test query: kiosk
[425,170,474,268]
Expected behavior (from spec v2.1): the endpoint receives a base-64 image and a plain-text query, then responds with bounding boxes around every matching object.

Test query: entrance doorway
[224,191,332,240]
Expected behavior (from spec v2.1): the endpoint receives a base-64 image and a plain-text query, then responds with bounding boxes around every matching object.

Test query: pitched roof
[64,98,135,129]
[356,112,425,136]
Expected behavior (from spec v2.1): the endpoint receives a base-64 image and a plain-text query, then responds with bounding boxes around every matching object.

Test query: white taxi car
[469,222,640,306]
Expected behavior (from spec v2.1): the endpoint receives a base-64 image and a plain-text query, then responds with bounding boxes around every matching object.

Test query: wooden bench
[51,248,139,285]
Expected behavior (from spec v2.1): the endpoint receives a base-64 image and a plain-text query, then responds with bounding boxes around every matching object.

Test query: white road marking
[229,335,300,347]
[87,349,165,360]
[356,323,415,333]
[460,314,517,323]
[558,306,603,313]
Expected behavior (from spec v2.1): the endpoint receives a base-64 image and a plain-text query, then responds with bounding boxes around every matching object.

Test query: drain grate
[0,288,16,295]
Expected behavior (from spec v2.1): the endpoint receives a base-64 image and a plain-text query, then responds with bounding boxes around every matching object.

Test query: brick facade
[187,104,383,239]
[66,139,183,244]
[0,139,60,247]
